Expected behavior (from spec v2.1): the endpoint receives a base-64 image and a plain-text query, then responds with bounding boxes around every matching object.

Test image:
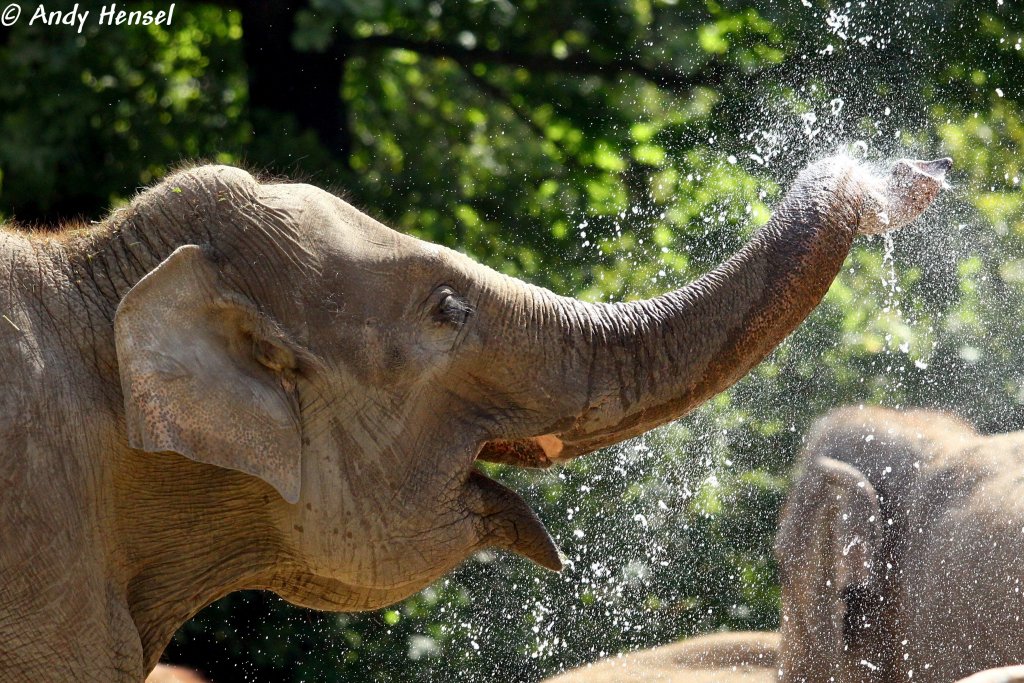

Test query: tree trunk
[239,1,351,161]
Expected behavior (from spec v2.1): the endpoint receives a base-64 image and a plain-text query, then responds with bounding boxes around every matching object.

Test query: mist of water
[263,3,1023,682]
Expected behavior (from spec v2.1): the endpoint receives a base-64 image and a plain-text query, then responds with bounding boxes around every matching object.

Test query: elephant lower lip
[467,470,565,571]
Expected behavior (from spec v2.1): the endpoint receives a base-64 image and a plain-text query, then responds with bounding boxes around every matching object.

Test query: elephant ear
[777,455,883,680]
[114,245,303,503]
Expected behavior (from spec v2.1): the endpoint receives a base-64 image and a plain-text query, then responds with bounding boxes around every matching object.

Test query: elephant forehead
[256,182,404,253]
[254,181,495,275]
[247,182,494,330]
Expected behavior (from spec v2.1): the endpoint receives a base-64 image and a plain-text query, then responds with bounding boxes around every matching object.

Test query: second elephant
[542,631,779,683]
[777,407,1024,683]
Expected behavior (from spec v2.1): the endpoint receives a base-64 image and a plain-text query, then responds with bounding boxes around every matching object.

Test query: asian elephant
[777,407,1024,683]
[956,668,1024,683]
[541,631,779,683]
[0,155,948,681]
[144,666,209,683]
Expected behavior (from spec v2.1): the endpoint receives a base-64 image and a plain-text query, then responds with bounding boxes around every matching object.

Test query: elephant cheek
[283,504,357,574]
[280,496,477,590]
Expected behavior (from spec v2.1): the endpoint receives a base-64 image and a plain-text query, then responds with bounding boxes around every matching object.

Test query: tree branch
[353,34,718,94]
[460,69,587,174]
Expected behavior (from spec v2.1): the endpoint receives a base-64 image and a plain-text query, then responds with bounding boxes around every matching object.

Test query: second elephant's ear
[114,245,303,503]
[777,454,883,673]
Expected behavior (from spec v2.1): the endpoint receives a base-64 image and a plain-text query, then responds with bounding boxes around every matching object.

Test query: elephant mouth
[476,434,565,468]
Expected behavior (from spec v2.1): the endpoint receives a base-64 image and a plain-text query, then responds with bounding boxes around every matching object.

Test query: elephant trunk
[479,155,949,465]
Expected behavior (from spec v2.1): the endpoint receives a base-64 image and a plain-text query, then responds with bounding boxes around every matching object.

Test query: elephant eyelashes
[435,292,472,327]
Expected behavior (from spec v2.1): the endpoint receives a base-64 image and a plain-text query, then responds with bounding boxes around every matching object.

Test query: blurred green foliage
[2,1,1023,681]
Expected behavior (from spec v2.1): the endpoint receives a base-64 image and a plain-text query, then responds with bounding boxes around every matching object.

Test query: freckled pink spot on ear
[534,434,564,459]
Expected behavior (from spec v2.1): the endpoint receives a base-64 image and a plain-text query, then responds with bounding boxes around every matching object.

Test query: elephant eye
[435,292,472,327]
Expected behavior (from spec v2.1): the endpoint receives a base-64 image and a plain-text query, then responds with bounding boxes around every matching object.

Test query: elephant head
[28,155,947,670]
[776,407,993,683]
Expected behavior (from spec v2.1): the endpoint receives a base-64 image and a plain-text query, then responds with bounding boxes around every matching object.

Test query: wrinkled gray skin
[0,156,947,681]
[777,407,1024,683]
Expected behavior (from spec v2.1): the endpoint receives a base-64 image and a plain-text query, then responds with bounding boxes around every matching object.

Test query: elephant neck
[55,209,187,312]
[3,188,290,671]
[0,225,286,676]
[116,453,288,672]
[10,218,185,415]
[40,165,255,330]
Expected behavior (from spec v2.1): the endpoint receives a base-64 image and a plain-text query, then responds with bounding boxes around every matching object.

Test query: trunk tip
[908,156,953,179]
